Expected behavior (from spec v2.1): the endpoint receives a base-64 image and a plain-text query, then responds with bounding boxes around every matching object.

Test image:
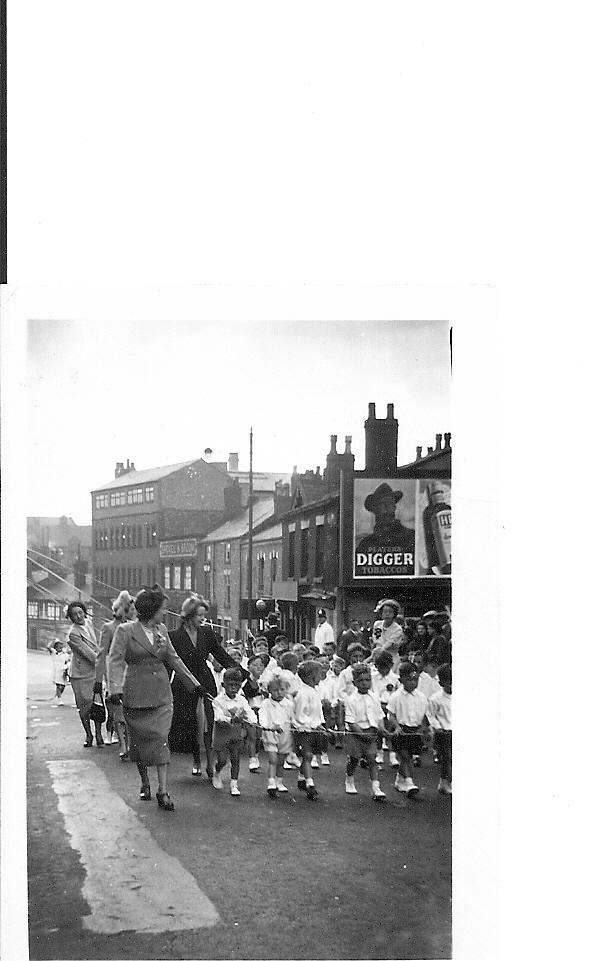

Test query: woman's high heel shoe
[156,792,175,811]
[139,783,151,800]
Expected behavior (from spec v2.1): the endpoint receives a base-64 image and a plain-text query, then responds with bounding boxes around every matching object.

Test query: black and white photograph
[10,315,453,961]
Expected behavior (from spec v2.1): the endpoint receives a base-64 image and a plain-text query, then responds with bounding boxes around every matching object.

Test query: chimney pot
[344,435,352,454]
[427,446,434,456]
[316,466,321,477]
[435,433,442,450]
[416,446,422,460]
[330,434,338,453]
[126,458,130,469]
[386,403,394,419]
[130,461,135,471]
[444,432,451,448]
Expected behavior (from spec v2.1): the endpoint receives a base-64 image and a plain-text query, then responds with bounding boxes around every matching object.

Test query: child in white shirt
[386,661,429,796]
[241,654,267,772]
[211,668,259,796]
[47,639,70,705]
[344,664,387,800]
[258,676,295,797]
[370,649,400,766]
[427,663,452,794]
[413,651,441,764]
[292,660,326,799]
[319,655,347,751]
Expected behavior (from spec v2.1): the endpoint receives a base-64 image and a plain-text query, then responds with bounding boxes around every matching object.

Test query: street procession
[24,383,452,960]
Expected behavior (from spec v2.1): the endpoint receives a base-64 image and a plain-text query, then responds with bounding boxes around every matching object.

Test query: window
[127,567,131,585]
[257,554,265,592]
[164,565,171,589]
[146,524,151,548]
[145,486,155,503]
[137,525,142,548]
[224,573,231,609]
[138,567,143,585]
[132,526,137,548]
[173,566,181,590]
[127,487,143,505]
[315,524,324,577]
[206,545,212,562]
[130,568,136,588]
[110,491,127,507]
[288,531,295,576]
[270,551,278,584]
[151,527,157,546]
[28,601,38,618]
[300,528,309,576]
[184,565,192,590]
[110,567,114,587]
[121,566,126,586]
[120,526,126,549]
[110,528,114,550]
[95,493,109,510]
[225,542,231,564]
[125,527,131,549]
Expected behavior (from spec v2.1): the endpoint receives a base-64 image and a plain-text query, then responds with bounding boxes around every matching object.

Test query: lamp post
[246,426,253,638]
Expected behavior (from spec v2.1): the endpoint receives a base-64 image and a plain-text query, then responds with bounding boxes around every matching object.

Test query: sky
[26,319,450,525]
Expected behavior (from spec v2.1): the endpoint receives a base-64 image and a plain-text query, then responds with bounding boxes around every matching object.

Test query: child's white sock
[268,777,276,789]
[306,777,314,787]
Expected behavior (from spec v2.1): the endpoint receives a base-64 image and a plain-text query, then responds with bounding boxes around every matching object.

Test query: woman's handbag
[89,691,107,723]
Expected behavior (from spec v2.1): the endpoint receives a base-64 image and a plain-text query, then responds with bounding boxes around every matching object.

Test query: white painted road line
[47,759,220,934]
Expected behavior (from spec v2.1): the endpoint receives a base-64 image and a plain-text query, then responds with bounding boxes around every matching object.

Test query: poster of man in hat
[354,479,416,577]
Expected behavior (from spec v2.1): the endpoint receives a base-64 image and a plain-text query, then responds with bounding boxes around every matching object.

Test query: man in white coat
[314,609,334,652]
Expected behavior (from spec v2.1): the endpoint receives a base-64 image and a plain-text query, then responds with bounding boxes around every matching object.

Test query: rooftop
[93,458,228,492]
[201,497,276,543]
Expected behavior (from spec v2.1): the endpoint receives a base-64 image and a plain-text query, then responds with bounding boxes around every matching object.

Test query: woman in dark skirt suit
[169,594,243,778]
[107,585,205,811]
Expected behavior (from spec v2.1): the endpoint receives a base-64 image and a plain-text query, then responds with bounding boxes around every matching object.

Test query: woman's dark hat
[364,482,403,513]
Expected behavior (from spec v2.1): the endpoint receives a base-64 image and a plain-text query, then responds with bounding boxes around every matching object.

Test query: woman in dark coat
[107,585,204,811]
[169,594,243,778]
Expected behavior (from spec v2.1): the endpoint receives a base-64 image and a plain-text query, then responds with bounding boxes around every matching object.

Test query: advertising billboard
[353,478,451,579]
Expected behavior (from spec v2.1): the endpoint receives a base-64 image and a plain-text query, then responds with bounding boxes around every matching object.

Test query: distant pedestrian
[314,609,334,653]
[264,613,286,652]
[46,639,70,706]
[66,601,102,747]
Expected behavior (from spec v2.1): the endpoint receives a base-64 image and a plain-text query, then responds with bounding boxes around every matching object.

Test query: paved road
[26,651,451,960]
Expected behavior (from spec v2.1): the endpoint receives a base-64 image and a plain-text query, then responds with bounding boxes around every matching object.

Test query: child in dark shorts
[427,662,452,794]
[343,664,387,800]
[386,661,429,796]
[292,660,327,799]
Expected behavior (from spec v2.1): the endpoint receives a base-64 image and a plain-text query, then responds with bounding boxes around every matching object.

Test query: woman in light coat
[107,585,205,811]
[66,601,102,747]
[95,590,135,758]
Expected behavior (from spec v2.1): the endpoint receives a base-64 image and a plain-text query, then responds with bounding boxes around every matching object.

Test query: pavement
[25,650,451,960]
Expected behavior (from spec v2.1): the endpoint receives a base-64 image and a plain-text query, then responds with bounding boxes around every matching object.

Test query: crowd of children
[191,613,452,802]
[63,601,452,804]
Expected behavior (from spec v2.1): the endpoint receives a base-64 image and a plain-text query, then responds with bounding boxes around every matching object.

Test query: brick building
[274,406,451,643]
[91,456,232,614]
[27,516,94,649]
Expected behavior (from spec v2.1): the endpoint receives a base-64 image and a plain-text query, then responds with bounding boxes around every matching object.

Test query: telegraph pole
[246,426,254,639]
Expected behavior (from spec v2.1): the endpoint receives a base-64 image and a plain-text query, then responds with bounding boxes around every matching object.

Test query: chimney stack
[364,401,398,471]
[325,432,355,490]
[315,466,321,478]
[416,446,422,460]
[223,478,242,518]
[444,432,451,448]
[114,461,125,479]
[435,433,442,451]
[228,452,239,472]
[274,480,292,516]
[427,446,434,456]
